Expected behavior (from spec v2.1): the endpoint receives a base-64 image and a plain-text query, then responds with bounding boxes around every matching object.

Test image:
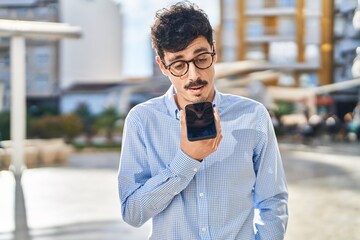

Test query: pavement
[0,141,359,240]
[0,152,151,240]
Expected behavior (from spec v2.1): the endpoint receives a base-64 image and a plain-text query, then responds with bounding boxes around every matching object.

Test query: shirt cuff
[168,150,202,180]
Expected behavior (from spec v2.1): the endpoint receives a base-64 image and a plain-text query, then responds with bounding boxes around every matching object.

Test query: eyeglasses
[162,51,216,77]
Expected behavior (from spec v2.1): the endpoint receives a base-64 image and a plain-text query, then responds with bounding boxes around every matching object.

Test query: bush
[29,114,83,141]
[0,111,10,140]
[275,101,295,118]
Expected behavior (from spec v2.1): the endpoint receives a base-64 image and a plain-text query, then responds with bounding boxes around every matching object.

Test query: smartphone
[185,101,217,141]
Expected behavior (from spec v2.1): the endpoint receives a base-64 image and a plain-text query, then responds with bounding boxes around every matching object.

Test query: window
[278,73,296,86]
[35,47,51,68]
[300,73,318,87]
[246,45,265,60]
[223,0,237,19]
[269,41,297,63]
[16,8,28,18]
[35,73,49,91]
[278,17,295,36]
[246,0,263,10]
[305,44,320,64]
[0,9,8,18]
[222,21,237,47]
[304,0,321,12]
[222,47,237,62]
[304,17,321,44]
[247,18,264,37]
[278,0,296,8]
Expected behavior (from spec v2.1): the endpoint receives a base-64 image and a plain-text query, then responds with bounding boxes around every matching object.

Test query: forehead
[163,36,211,62]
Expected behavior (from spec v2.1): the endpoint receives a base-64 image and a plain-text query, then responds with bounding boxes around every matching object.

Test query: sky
[113,0,220,77]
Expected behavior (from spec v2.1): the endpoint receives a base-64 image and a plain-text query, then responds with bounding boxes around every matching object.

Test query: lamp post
[353,1,360,102]
[353,1,360,78]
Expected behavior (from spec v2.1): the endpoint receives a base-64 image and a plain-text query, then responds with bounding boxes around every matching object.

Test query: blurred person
[351,102,360,140]
[118,2,288,239]
[342,112,357,142]
[325,114,342,141]
[307,113,325,138]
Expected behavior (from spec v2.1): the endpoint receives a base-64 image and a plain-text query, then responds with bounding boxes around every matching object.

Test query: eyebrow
[168,46,210,63]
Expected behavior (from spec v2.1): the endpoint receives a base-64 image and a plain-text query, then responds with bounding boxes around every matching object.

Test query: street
[0,142,359,240]
[280,143,360,240]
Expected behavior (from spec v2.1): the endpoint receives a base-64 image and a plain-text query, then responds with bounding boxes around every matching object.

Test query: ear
[212,40,218,64]
[156,56,169,76]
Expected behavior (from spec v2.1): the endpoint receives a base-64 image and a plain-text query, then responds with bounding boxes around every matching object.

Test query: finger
[214,108,223,147]
[213,130,223,149]
[179,110,187,139]
[213,107,221,134]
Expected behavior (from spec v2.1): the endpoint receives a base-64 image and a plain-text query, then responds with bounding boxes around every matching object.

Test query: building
[0,0,59,112]
[218,0,360,118]
[332,0,360,117]
[0,0,126,115]
[59,0,123,90]
[218,0,334,88]
[57,0,124,115]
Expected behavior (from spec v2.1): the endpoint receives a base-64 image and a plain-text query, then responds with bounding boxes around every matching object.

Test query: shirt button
[199,192,204,197]
[201,227,207,232]
[193,168,198,172]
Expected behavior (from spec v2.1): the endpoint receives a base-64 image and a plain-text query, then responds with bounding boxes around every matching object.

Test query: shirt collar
[164,85,220,120]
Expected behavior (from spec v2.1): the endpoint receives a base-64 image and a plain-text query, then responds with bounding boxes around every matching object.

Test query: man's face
[157,36,217,109]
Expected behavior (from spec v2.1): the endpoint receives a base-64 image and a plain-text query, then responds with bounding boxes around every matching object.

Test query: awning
[0,19,82,40]
[214,60,265,79]
[314,78,360,94]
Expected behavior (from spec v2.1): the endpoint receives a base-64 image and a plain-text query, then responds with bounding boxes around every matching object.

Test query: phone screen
[185,102,217,141]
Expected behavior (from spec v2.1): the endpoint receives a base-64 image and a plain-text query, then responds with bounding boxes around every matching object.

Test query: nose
[187,61,201,81]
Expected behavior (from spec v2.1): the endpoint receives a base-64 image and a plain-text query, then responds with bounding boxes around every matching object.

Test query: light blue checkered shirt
[118,86,288,240]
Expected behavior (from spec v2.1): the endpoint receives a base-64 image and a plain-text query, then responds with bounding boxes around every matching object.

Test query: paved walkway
[279,142,360,240]
[0,142,359,240]
[0,152,151,240]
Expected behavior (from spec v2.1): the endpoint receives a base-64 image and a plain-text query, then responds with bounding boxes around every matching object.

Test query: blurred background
[0,0,359,239]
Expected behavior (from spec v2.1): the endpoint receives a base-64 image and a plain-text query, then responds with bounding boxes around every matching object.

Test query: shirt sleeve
[118,110,201,227]
[253,105,289,240]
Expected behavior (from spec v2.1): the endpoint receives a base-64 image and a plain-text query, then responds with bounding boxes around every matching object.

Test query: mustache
[184,79,208,89]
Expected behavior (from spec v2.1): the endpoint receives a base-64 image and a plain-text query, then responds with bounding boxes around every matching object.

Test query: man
[118,2,288,239]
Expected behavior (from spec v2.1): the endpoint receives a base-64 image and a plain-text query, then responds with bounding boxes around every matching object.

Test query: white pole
[0,83,3,112]
[10,37,26,175]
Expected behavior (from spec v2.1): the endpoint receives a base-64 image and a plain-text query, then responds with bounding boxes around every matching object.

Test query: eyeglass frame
[161,49,216,77]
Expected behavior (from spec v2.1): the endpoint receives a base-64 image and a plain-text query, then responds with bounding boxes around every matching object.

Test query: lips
[188,85,205,94]
[189,86,203,90]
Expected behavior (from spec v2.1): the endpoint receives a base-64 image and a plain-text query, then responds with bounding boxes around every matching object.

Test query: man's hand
[180,108,223,161]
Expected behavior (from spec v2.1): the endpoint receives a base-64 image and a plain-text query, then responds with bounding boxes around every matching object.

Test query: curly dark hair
[150,1,214,60]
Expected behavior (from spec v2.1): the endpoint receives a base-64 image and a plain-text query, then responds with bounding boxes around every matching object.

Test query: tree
[94,107,119,144]
[73,103,95,143]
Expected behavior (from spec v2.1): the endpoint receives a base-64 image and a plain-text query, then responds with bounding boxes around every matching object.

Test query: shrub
[93,107,119,144]
[0,111,10,140]
[29,114,83,141]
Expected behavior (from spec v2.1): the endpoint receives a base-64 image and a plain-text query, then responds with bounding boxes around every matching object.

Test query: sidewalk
[278,138,360,156]
[1,142,359,240]
[0,152,152,240]
[0,171,15,237]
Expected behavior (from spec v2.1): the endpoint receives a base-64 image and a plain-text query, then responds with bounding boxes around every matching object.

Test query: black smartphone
[185,101,217,141]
